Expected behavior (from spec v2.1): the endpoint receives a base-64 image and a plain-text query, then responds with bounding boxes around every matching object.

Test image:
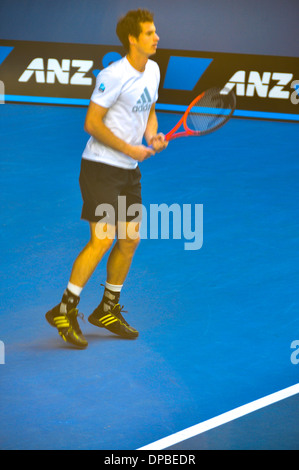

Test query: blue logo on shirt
[98,83,105,93]
[132,87,152,112]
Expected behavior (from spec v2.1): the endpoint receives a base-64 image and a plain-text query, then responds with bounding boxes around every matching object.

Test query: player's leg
[69,221,115,288]
[45,221,115,348]
[106,221,141,285]
[88,221,141,339]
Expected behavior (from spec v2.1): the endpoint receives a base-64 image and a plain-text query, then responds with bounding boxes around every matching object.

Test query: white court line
[138,383,299,450]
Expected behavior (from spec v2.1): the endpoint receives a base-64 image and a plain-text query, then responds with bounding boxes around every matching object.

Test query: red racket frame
[165,91,206,141]
[164,88,236,141]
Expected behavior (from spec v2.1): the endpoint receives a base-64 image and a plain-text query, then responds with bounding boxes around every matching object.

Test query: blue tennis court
[0,103,298,450]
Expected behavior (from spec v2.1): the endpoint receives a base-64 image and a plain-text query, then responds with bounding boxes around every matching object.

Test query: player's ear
[128,34,137,48]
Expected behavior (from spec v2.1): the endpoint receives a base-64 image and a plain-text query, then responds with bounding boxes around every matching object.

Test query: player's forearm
[85,119,132,157]
[144,109,158,144]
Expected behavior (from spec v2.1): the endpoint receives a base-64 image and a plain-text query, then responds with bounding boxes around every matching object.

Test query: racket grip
[148,135,167,149]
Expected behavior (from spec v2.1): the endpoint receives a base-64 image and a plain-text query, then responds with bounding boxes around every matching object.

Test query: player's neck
[126,51,149,73]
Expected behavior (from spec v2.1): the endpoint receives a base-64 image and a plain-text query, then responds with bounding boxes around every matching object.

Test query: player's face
[133,22,160,57]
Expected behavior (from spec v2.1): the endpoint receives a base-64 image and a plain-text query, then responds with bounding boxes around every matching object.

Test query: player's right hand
[128,145,155,162]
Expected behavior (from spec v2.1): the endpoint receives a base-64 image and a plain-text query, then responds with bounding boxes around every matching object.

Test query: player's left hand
[148,133,168,152]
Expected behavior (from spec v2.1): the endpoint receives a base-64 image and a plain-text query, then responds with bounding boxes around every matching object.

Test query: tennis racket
[156,87,236,144]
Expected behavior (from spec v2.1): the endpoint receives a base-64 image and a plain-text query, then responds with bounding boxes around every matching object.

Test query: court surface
[0,104,298,450]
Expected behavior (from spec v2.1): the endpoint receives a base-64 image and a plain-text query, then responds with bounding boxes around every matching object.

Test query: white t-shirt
[82,56,160,169]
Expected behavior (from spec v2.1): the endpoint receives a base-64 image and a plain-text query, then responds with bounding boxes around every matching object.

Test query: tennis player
[45,9,168,348]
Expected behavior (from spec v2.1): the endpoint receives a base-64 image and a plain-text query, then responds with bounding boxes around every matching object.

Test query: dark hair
[116,9,154,52]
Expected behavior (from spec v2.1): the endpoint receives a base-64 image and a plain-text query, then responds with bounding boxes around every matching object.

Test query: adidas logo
[132,87,152,112]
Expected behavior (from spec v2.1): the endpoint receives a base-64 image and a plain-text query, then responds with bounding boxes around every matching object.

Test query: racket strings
[186,88,235,134]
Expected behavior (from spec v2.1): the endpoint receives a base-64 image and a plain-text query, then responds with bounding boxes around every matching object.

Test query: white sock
[105,281,123,293]
[67,282,83,298]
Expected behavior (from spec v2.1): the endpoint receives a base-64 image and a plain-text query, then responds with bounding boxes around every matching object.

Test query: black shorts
[79,159,142,223]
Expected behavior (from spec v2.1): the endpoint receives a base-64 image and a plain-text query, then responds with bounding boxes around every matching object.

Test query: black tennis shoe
[45,304,88,349]
[88,301,139,339]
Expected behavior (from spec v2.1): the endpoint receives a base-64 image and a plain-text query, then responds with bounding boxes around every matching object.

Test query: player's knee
[90,222,115,253]
[117,235,140,255]
[90,233,114,257]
